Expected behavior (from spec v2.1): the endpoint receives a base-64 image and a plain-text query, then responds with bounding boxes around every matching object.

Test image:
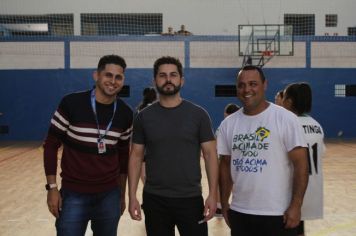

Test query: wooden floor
[0,140,356,236]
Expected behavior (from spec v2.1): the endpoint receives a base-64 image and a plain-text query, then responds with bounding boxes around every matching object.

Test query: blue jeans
[56,188,121,236]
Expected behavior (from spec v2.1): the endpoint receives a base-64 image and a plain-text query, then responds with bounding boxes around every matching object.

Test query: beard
[156,82,181,96]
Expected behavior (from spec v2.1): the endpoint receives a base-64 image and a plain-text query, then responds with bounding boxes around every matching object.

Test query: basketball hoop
[262,50,272,56]
[239,24,294,67]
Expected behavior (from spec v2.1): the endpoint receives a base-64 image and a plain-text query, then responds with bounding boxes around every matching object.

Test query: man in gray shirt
[128,56,218,236]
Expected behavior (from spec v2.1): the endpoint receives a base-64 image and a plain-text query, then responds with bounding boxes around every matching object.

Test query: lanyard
[90,89,117,141]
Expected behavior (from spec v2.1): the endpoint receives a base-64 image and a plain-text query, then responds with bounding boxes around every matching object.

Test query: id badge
[97,139,106,154]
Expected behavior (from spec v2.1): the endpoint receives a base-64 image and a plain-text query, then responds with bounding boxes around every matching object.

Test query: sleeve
[199,109,215,143]
[117,138,130,175]
[43,97,70,176]
[217,119,231,156]
[117,108,133,175]
[132,112,145,145]
[283,112,308,152]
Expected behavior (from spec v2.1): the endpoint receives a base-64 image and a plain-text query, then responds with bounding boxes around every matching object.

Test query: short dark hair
[224,103,240,115]
[237,65,266,82]
[138,87,157,111]
[97,54,127,72]
[284,82,312,115]
[153,56,183,78]
[277,90,284,99]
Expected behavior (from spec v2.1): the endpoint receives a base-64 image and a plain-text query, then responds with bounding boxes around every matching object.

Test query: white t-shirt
[217,103,307,215]
[299,115,325,220]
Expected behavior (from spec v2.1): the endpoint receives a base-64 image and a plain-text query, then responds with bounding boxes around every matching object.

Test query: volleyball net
[1,0,356,69]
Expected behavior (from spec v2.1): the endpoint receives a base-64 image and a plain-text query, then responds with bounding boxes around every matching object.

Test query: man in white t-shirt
[217,65,309,236]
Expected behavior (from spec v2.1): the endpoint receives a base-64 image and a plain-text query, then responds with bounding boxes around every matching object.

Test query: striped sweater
[43,90,133,193]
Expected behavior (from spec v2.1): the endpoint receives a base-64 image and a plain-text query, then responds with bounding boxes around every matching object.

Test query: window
[215,85,236,97]
[335,84,356,97]
[325,14,337,27]
[0,125,9,134]
[81,13,162,35]
[284,14,315,36]
[0,14,73,36]
[118,85,130,97]
[348,27,356,36]
[335,84,346,97]
[346,85,356,96]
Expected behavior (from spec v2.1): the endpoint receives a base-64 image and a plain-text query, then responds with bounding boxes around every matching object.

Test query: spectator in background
[275,90,284,106]
[176,24,193,36]
[282,82,325,236]
[223,103,240,118]
[161,26,175,36]
[137,87,157,113]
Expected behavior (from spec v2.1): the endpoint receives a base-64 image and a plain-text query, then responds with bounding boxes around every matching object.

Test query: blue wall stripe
[1,36,356,140]
[64,39,70,70]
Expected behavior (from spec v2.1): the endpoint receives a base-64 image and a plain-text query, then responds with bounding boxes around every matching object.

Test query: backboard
[238,24,294,67]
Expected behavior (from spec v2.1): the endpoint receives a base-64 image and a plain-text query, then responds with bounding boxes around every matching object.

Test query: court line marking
[6,218,51,222]
[35,218,50,222]
[311,220,356,236]
[0,147,38,164]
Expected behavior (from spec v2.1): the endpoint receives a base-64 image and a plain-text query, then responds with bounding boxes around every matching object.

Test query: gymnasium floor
[0,140,355,236]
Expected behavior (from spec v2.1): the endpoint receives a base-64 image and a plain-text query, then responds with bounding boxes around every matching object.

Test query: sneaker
[214,208,223,218]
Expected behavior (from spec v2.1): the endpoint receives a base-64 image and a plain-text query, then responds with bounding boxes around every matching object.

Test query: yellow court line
[0,147,11,152]
[0,145,16,152]
[0,144,27,157]
[311,220,356,236]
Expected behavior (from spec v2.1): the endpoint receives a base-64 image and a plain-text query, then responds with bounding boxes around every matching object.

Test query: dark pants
[297,221,305,235]
[142,191,208,236]
[228,209,298,236]
[56,188,121,236]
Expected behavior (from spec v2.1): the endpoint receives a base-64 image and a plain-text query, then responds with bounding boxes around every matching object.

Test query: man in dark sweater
[43,54,133,236]
[128,56,218,236]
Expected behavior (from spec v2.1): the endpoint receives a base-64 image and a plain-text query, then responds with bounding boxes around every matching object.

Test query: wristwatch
[45,183,58,191]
